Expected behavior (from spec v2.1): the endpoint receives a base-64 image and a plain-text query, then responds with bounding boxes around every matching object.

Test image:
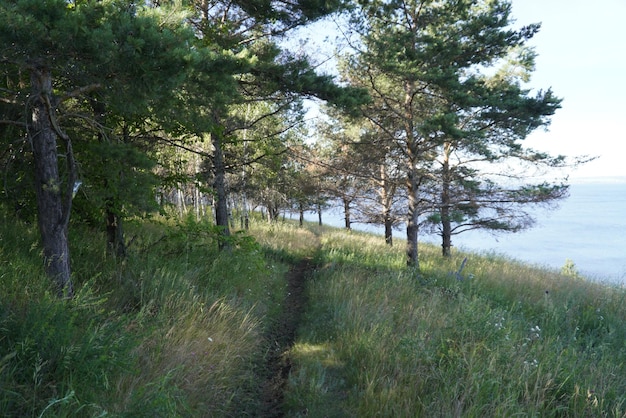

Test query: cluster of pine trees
[0,0,573,295]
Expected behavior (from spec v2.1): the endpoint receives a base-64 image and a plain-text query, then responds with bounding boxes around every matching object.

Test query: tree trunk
[406,169,420,268]
[211,132,230,249]
[404,81,419,269]
[441,142,452,257]
[380,163,393,246]
[194,184,201,221]
[317,202,323,226]
[91,99,126,258]
[384,213,393,246]
[343,198,351,230]
[299,202,304,227]
[106,205,126,258]
[28,65,73,297]
[440,207,452,257]
[176,187,186,217]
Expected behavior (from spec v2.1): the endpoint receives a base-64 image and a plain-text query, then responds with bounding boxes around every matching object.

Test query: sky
[507,0,626,180]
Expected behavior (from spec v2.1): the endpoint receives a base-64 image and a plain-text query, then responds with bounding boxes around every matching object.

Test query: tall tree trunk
[406,168,420,268]
[299,202,304,227]
[28,65,73,297]
[211,131,230,249]
[272,205,279,222]
[441,142,452,257]
[317,202,323,226]
[384,210,393,246]
[194,184,201,221]
[176,187,186,216]
[241,192,249,230]
[404,81,419,268]
[92,99,127,258]
[105,203,126,258]
[343,198,351,230]
[380,163,393,246]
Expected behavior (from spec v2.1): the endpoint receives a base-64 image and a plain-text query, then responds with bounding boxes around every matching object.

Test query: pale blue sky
[511,0,626,179]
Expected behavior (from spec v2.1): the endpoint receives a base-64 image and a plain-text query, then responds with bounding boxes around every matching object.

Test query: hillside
[1,213,625,417]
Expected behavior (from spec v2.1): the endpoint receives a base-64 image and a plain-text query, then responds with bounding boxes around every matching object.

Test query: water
[301,178,626,284]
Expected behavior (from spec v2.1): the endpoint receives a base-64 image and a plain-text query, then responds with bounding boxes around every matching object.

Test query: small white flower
[523,359,538,369]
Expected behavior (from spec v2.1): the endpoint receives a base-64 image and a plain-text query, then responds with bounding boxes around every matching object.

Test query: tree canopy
[0,0,577,293]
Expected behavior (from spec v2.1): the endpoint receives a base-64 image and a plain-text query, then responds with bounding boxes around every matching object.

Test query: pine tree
[342,0,562,267]
[0,0,195,294]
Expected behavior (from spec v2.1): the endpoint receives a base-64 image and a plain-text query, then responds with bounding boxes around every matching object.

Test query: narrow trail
[258,257,315,417]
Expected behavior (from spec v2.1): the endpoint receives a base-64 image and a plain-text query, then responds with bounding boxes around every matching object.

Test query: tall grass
[0,211,289,416]
[3,207,626,416]
[285,226,626,417]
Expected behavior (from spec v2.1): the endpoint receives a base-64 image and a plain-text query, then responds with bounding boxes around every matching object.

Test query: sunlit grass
[112,293,263,415]
[247,216,323,260]
[285,226,626,417]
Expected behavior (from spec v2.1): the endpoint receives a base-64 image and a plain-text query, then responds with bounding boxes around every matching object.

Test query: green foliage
[73,141,160,225]
[2,0,616,415]
[340,0,568,262]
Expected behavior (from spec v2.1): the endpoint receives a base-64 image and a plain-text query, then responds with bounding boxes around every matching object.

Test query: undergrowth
[0,212,289,416]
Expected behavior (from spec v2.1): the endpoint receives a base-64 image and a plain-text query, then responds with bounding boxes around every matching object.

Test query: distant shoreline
[570,175,626,184]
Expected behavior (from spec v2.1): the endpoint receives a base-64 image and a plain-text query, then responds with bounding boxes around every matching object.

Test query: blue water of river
[301,178,626,284]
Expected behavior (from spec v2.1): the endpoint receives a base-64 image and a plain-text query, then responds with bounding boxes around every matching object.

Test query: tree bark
[343,198,351,230]
[106,204,126,258]
[91,99,126,258]
[211,131,230,249]
[384,213,393,246]
[380,163,393,246]
[404,81,419,268]
[406,168,420,268]
[441,142,452,257]
[317,202,323,226]
[28,65,73,297]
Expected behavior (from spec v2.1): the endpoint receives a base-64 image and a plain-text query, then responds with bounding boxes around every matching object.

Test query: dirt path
[258,257,315,417]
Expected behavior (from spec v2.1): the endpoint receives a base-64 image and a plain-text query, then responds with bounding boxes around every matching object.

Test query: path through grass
[282,226,626,417]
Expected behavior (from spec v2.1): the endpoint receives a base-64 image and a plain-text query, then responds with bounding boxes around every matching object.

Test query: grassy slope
[283,227,626,417]
[1,211,625,417]
[0,213,293,416]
